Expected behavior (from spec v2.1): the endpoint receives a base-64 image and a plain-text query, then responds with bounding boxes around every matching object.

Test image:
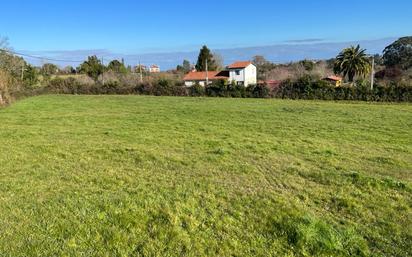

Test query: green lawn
[0,95,411,257]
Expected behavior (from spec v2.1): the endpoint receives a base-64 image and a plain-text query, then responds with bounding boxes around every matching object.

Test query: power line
[1,48,150,73]
[0,48,85,63]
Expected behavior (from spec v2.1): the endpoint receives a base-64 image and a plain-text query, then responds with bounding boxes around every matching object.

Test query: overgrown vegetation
[32,75,411,102]
[1,37,412,105]
[0,70,12,105]
[0,95,410,256]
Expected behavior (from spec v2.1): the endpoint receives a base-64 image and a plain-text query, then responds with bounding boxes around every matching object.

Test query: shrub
[15,73,412,102]
[227,81,246,97]
[206,79,228,97]
[152,79,186,96]
[188,83,205,97]
[0,70,13,105]
[246,84,270,98]
[375,67,404,80]
[46,77,82,94]
[134,82,154,95]
[273,75,412,102]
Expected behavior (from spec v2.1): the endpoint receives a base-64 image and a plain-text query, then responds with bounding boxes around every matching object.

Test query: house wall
[150,67,160,73]
[229,69,245,85]
[229,64,257,86]
[184,81,207,87]
[185,81,195,87]
[244,64,257,86]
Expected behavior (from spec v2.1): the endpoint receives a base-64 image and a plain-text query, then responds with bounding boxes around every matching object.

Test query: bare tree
[252,55,268,66]
[212,52,224,71]
[0,36,10,50]
[0,36,26,78]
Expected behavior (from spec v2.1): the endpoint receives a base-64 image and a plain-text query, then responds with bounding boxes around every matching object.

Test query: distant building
[227,61,257,86]
[183,61,257,87]
[134,65,147,73]
[149,65,160,73]
[183,71,229,87]
[323,75,343,87]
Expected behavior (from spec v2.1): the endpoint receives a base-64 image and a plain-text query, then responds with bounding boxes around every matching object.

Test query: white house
[227,61,257,86]
[183,61,257,87]
[149,65,160,73]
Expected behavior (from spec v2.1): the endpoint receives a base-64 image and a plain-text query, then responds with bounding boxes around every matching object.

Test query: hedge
[40,77,412,102]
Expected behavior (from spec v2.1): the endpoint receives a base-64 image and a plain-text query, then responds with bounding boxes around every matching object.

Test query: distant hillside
[125,38,395,70]
[21,38,396,69]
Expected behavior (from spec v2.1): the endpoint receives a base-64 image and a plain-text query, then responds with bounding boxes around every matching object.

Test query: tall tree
[195,45,217,71]
[252,55,268,67]
[182,60,191,72]
[252,55,275,81]
[79,55,104,80]
[108,59,127,74]
[177,60,192,73]
[383,37,412,70]
[0,36,10,50]
[334,45,371,82]
[212,52,224,71]
[41,63,60,77]
[0,36,27,79]
[63,66,76,74]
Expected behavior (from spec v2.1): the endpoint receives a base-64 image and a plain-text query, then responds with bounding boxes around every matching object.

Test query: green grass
[0,95,411,257]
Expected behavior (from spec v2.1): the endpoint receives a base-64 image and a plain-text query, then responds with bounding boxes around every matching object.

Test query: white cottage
[227,61,257,86]
[183,61,257,87]
[149,65,160,73]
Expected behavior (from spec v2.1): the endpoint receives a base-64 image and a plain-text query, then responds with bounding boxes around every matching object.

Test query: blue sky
[1,0,411,68]
[1,0,411,54]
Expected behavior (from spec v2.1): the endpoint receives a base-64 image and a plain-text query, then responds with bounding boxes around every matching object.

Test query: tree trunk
[348,72,355,83]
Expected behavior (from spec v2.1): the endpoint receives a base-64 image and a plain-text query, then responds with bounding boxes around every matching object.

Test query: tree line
[1,37,412,105]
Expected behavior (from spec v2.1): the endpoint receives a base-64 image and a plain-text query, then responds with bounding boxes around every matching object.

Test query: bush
[188,83,205,97]
[205,80,248,98]
[273,76,412,102]
[227,81,246,97]
[205,79,228,97]
[0,70,13,105]
[13,73,412,103]
[246,84,270,98]
[46,77,84,94]
[152,79,187,96]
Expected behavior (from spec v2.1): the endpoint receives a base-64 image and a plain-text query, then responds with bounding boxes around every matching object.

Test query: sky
[1,0,411,67]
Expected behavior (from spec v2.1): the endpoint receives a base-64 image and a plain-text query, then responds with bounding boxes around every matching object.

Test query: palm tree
[334,45,371,83]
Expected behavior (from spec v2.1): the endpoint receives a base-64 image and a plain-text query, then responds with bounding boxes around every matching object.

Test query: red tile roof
[228,61,253,69]
[324,75,343,81]
[266,80,282,88]
[183,71,228,81]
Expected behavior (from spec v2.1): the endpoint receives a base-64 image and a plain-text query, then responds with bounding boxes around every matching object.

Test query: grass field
[0,95,411,256]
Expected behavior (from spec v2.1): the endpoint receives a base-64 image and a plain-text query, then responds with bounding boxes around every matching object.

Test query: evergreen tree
[108,59,127,74]
[383,37,412,70]
[176,59,192,73]
[79,56,105,80]
[195,45,217,71]
[183,60,191,72]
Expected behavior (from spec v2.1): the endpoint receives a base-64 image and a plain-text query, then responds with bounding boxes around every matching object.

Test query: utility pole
[139,61,143,83]
[21,62,25,81]
[370,56,375,90]
[205,59,209,86]
[101,57,105,85]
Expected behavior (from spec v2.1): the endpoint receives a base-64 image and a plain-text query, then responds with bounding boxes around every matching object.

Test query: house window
[235,70,240,76]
